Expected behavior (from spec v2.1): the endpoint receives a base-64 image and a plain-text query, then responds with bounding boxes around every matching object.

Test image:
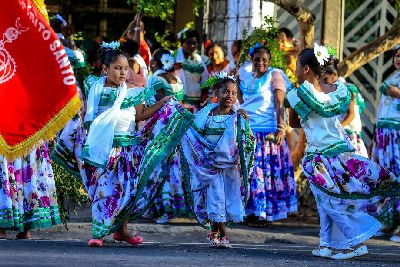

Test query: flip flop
[88,239,103,247]
[113,232,143,246]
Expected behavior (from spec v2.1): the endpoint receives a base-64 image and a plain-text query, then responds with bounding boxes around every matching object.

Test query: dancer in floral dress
[0,143,61,240]
[239,45,297,225]
[53,41,193,247]
[180,72,255,248]
[288,45,400,259]
[371,46,400,241]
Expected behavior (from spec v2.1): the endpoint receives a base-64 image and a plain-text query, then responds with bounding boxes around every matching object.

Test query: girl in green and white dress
[288,46,400,260]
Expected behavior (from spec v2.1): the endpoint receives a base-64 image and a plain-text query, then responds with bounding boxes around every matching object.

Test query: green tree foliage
[127,0,205,20]
[154,31,180,50]
[240,16,286,70]
[192,0,206,16]
[127,0,175,21]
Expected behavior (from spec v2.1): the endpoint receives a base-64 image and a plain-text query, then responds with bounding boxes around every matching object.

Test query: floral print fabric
[371,128,400,228]
[303,151,400,248]
[0,143,61,231]
[303,152,400,217]
[53,100,193,238]
[179,105,255,226]
[245,132,298,221]
[372,128,400,177]
[145,149,192,220]
[347,132,368,158]
[82,145,143,238]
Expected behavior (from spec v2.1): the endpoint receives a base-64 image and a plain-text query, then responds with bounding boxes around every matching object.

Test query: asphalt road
[1,239,400,267]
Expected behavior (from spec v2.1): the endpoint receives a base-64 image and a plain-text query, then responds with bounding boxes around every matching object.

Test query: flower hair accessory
[200,71,236,91]
[100,41,121,50]
[249,42,263,57]
[160,53,175,71]
[313,43,330,66]
[55,14,67,27]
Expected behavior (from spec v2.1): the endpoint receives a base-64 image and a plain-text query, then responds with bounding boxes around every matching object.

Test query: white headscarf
[83,77,128,165]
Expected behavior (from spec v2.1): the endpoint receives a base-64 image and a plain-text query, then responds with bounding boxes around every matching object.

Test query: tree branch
[265,0,316,47]
[338,11,400,78]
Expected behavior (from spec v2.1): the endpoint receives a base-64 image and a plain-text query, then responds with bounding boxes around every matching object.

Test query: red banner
[0,0,80,160]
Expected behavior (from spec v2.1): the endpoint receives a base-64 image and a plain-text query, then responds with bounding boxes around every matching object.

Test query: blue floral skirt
[245,132,298,221]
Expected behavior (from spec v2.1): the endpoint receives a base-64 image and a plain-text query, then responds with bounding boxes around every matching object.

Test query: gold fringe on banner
[0,94,81,161]
[0,1,81,160]
[32,0,49,22]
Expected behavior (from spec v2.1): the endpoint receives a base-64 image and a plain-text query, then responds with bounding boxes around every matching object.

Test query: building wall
[202,0,275,58]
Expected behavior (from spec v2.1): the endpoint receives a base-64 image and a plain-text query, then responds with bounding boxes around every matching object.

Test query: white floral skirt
[0,143,61,231]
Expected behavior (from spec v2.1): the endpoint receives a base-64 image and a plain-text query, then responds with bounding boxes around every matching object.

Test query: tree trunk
[338,11,400,78]
[265,0,316,48]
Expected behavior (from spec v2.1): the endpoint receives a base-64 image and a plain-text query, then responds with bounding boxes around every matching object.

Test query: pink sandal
[88,239,103,247]
[113,232,143,245]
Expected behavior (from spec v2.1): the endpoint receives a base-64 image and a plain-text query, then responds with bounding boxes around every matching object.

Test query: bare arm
[135,96,173,122]
[291,129,306,166]
[340,93,356,127]
[386,85,400,99]
[274,89,286,146]
[289,107,301,128]
[132,14,141,44]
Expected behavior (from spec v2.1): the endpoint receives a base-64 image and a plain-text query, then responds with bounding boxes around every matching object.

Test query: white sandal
[311,247,332,257]
[330,245,368,260]
[389,235,400,243]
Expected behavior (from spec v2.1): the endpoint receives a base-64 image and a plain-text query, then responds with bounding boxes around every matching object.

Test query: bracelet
[277,124,286,131]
